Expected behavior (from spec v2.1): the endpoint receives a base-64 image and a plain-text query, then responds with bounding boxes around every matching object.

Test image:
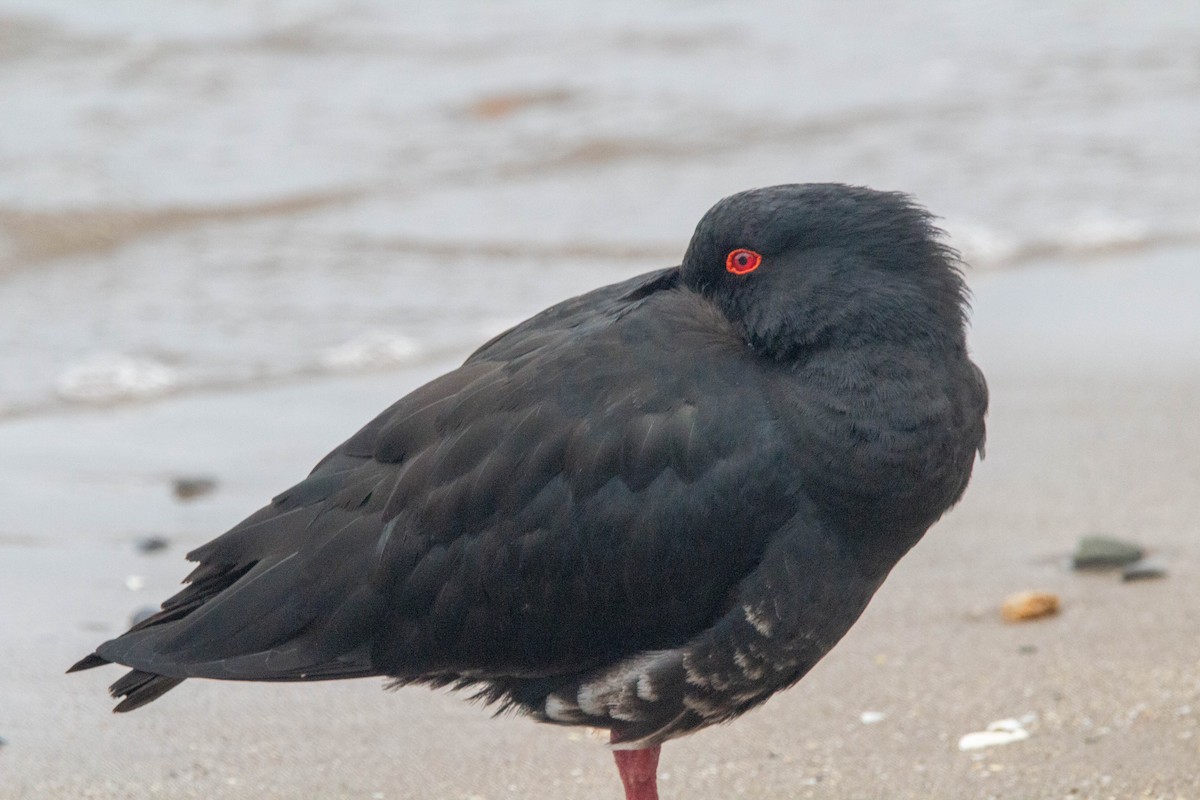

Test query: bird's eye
[725,248,762,275]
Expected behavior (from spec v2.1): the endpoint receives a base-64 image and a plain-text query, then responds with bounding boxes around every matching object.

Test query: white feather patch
[544,694,580,722]
[575,683,609,717]
[732,650,765,681]
[742,603,775,637]
[682,693,722,719]
[573,652,669,719]
[635,672,658,702]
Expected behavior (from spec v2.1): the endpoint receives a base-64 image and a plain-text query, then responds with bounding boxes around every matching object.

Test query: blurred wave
[2,0,1197,417]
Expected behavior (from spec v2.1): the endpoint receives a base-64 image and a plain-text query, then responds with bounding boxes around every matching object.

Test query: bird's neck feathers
[728,258,971,364]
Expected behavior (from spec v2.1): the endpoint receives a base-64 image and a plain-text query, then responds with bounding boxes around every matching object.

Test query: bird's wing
[81,267,804,701]
[522,509,890,747]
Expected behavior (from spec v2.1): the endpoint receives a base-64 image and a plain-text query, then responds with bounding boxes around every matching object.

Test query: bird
[70,183,988,800]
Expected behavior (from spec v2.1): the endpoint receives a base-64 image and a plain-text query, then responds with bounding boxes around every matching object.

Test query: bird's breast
[774,348,982,531]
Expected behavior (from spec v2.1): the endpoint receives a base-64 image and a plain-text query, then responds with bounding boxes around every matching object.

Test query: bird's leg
[611,738,661,800]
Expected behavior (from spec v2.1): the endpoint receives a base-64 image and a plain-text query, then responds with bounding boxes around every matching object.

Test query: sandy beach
[2,1,1198,797]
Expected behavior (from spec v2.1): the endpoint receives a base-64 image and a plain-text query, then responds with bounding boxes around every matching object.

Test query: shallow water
[1,0,1198,417]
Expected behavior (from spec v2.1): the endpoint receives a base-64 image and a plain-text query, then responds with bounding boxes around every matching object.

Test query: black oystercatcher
[71,184,988,799]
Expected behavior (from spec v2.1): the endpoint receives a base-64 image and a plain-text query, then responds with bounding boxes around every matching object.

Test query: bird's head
[680,183,970,359]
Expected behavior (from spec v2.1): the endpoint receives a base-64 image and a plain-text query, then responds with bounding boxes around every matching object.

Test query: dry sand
[2,253,1199,799]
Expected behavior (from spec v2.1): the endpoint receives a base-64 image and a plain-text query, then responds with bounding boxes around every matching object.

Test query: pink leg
[611,741,661,800]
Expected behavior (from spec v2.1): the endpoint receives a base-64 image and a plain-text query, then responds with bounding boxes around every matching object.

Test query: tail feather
[67,652,111,673]
[70,471,388,712]
[110,669,186,713]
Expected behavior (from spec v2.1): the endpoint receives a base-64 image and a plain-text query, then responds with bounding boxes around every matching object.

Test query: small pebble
[1071,535,1143,571]
[134,535,170,554]
[130,605,159,626]
[860,711,886,725]
[172,476,217,501]
[1017,644,1038,655]
[1121,559,1166,582]
[1001,591,1060,622]
[124,575,146,591]
[958,718,1030,751]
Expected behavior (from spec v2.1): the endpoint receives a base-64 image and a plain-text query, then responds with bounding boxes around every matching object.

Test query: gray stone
[1122,559,1167,582]
[134,535,170,554]
[172,476,217,501]
[1071,535,1144,571]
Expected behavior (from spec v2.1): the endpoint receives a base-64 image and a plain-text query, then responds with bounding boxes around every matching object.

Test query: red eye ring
[725,248,762,275]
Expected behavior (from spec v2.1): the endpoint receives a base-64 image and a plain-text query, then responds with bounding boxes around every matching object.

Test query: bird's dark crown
[680,183,969,358]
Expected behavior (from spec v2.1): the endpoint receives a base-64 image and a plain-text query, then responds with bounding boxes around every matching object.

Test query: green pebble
[1071,534,1144,570]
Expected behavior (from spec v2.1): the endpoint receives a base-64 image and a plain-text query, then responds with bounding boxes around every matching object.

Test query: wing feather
[76,267,796,712]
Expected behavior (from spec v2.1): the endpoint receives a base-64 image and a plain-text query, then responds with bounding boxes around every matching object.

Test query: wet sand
[3,251,1199,799]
